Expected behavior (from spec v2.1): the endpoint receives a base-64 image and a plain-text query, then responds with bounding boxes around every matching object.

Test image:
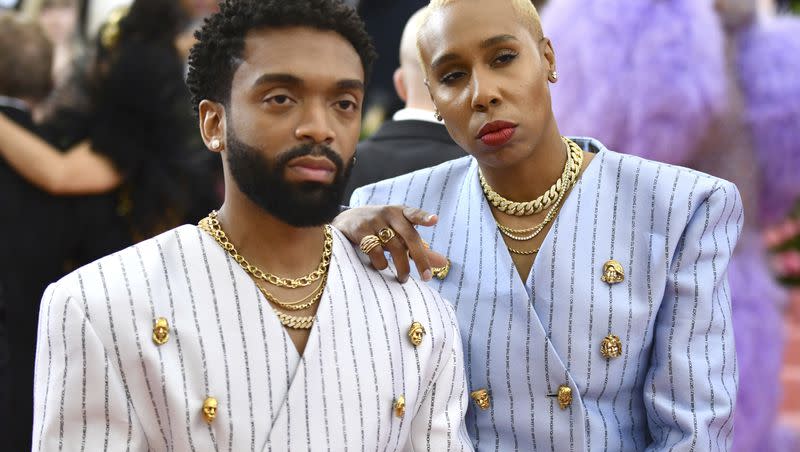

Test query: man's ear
[198,99,226,152]
[393,67,408,103]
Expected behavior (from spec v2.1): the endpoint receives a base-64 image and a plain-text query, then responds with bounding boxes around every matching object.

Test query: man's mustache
[275,144,345,172]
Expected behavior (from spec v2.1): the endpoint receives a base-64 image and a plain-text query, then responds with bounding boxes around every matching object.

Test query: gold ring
[378,227,396,244]
[359,234,382,255]
[431,258,451,280]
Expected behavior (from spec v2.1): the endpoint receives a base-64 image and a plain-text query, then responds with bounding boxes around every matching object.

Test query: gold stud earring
[210,138,221,150]
[434,110,443,122]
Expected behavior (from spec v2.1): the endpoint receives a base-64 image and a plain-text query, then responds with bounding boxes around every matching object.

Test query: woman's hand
[333,205,448,283]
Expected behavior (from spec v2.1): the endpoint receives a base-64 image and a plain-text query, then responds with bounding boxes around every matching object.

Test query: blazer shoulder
[51,225,199,308]
[603,148,739,204]
[351,155,473,206]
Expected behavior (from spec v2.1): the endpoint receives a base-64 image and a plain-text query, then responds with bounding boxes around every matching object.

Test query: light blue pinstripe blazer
[351,137,742,451]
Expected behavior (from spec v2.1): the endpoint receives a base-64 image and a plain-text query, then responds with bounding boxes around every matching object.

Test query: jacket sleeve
[643,181,742,451]
[32,283,146,451]
[408,315,474,451]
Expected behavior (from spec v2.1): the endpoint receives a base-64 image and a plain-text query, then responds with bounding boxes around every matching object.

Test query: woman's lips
[479,126,516,147]
[477,120,518,147]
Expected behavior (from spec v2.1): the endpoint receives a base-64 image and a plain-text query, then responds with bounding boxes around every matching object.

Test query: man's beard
[225,130,353,227]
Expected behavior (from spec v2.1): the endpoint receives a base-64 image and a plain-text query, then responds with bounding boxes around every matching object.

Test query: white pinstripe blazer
[32,226,473,451]
[351,137,742,451]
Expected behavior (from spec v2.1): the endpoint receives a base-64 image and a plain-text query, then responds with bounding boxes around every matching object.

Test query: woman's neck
[479,124,566,202]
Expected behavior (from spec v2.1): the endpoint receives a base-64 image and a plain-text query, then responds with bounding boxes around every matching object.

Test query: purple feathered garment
[543,0,726,165]
[542,1,795,450]
[737,16,800,225]
[728,234,787,452]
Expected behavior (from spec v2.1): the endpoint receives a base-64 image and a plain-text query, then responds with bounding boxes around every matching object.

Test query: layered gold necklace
[198,211,332,329]
[479,136,583,216]
[481,137,584,255]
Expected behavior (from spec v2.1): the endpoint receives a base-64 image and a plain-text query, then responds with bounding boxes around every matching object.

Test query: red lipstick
[477,120,517,147]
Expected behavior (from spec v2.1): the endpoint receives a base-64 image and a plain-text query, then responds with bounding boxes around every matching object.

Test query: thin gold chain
[495,176,568,242]
[198,211,332,289]
[479,137,584,216]
[508,247,540,256]
[256,276,327,311]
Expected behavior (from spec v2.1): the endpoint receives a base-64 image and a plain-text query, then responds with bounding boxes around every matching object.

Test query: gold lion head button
[601,260,625,284]
[470,388,491,411]
[152,317,170,345]
[548,385,572,410]
[202,397,218,424]
[431,258,451,280]
[393,395,406,418]
[408,321,426,347]
[600,334,623,359]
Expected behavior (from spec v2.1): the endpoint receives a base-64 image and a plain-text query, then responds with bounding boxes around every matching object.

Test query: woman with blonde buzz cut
[336,0,743,450]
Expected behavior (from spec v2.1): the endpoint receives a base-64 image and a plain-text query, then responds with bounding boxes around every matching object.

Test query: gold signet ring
[359,234,382,255]
[378,227,396,244]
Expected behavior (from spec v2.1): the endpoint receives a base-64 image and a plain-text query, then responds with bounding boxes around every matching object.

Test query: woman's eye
[440,72,465,85]
[337,100,357,111]
[494,52,517,65]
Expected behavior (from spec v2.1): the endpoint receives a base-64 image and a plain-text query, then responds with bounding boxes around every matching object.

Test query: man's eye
[337,100,357,111]
[266,95,292,105]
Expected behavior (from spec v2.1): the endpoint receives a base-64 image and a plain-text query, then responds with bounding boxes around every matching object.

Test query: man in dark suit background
[345,7,464,199]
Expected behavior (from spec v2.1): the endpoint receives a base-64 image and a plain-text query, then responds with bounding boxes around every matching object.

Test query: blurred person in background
[0,0,220,246]
[0,12,74,450]
[344,7,463,199]
[542,0,800,449]
[355,0,427,135]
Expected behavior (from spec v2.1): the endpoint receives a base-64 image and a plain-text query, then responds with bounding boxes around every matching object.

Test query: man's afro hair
[186,0,376,114]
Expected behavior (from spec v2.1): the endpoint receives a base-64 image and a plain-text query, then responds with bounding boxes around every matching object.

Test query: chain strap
[198,211,333,289]
[480,136,584,216]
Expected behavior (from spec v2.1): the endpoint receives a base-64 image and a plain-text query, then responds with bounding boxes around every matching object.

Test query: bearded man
[31,1,471,450]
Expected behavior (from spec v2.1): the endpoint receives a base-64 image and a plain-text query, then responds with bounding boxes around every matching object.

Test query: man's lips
[287,156,337,182]
[477,120,518,147]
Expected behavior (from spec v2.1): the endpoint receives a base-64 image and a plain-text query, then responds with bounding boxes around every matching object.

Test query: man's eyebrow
[430,34,519,71]
[251,73,303,88]
[336,79,365,92]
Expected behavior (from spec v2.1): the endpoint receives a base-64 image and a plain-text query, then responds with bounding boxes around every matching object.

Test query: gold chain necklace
[198,211,332,289]
[495,181,567,242]
[479,136,584,216]
[198,211,332,330]
[256,276,327,311]
[508,246,540,256]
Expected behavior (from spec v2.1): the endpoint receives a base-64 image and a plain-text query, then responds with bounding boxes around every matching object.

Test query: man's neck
[214,195,328,278]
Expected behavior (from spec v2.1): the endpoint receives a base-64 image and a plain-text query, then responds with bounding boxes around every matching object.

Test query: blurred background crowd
[0,0,798,450]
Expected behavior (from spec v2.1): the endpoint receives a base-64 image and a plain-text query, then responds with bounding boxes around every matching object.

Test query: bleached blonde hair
[416,0,543,75]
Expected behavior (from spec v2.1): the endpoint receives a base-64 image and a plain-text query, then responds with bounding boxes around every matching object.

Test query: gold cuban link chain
[479,136,584,216]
